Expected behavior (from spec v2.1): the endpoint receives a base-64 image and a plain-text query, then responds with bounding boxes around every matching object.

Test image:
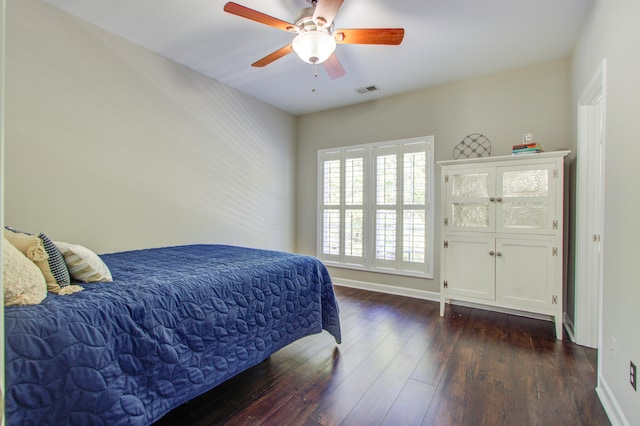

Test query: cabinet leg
[440,300,445,317]
[555,315,563,340]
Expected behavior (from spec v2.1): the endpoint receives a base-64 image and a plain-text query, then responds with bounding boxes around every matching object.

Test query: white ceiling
[43,0,593,116]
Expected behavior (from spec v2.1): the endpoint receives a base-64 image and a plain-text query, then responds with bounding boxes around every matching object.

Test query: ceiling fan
[223,0,405,80]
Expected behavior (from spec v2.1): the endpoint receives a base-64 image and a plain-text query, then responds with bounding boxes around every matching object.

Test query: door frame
[574,59,607,348]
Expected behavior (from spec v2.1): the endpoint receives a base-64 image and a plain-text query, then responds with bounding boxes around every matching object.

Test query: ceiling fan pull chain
[311,63,319,93]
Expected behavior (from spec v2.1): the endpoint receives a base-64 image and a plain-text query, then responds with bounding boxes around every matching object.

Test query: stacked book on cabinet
[512,142,543,155]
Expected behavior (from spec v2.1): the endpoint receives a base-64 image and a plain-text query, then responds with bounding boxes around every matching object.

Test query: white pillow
[3,237,47,306]
[54,241,113,283]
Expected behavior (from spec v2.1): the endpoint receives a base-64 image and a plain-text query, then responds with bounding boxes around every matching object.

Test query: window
[318,136,434,278]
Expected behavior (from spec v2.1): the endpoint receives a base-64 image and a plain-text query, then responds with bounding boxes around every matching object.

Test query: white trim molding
[333,279,556,323]
[332,278,439,302]
[574,58,607,349]
[596,375,629,426]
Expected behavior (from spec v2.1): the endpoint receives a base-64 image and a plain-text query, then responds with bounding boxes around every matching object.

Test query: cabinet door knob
[489,251,495,256]
[489,197,495,202]
[496,197,503,203]
[496,251,502,257]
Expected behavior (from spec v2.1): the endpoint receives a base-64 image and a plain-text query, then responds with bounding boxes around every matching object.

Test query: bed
[4,244,341,425]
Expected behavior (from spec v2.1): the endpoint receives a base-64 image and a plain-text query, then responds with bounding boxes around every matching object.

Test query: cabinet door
[443,236,495,300]
[496,164,558,234]
[444,167,496,232]
[495,238,556,310]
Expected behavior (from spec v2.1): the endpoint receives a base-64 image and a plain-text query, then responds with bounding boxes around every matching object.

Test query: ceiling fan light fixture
[292,31,336,64]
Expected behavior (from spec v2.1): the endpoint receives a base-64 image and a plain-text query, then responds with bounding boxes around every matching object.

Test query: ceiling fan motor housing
[295,7,334,33]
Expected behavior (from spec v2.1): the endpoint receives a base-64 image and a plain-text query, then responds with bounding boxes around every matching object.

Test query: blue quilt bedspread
[4,245,341,425]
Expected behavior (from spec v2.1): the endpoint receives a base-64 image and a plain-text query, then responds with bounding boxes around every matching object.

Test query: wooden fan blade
[224,2,296,32]
[251,44,294,67]
[323,53,346,80]
[335,28,405,45]
[313,0,344,27]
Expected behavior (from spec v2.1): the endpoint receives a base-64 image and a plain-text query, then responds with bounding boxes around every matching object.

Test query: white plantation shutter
[375,149,398,264]
[318,137,433,278]
[345,156,364,258]
[321,158,341,257]
[402,149,427,266]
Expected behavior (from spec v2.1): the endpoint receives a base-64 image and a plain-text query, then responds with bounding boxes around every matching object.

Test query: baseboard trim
[596,375,629,426]
[332,278,440,302]
[333,278,553,322]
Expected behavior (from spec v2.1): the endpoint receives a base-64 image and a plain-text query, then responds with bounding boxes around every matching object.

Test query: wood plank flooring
[154,286,610,425]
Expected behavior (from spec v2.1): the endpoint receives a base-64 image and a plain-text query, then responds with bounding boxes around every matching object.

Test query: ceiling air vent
[355,85,380,95]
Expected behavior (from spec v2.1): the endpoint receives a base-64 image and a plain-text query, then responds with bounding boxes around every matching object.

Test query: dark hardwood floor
[155,286,610,425]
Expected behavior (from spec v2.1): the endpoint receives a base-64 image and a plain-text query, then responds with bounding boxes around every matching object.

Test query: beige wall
[296,59,571,293]
[572,0,640,423]
[4,0,297,254]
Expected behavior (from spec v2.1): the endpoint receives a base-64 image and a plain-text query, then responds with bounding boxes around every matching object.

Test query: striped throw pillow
[54,242,113,283]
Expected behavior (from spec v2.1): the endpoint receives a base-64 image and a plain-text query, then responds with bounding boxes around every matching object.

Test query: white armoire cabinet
[438,150,569,339]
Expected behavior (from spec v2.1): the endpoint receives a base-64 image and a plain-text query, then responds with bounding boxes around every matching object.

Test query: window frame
[317,136,434,279]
